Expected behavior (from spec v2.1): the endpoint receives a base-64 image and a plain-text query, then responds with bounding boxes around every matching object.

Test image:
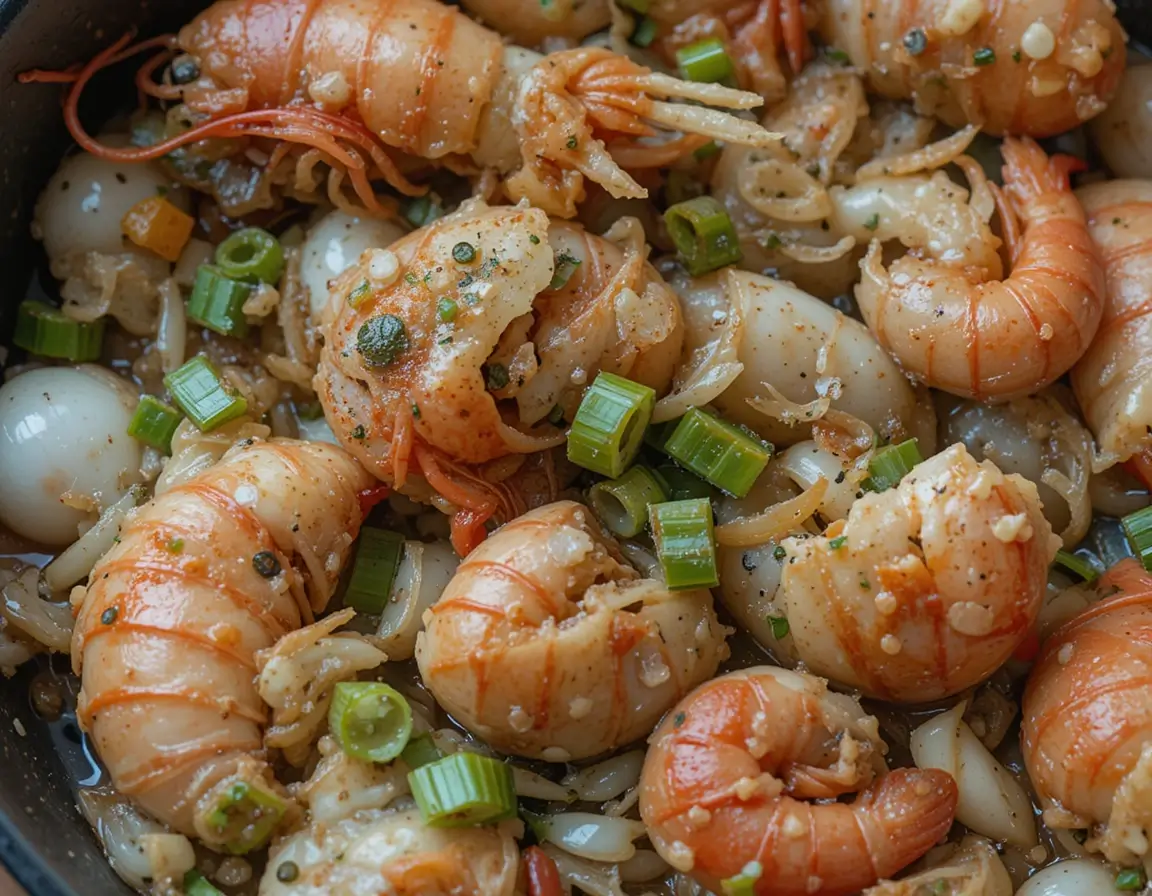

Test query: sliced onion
[856,123,979,180]
[1,567,73,653]
[45,486,145,593]
[155,278,186,374]
[747,381,831,428]
[716,478,828,547]
[777,235,856,264]
[533,812,647,862]
[377,540,458,661]
[173,238,214,288]
[561,750,644,802]
[78,787,168,891]
[496,420,568,453]
[541,844,628,896]
[513,767,576,802]
[738,156,832,222]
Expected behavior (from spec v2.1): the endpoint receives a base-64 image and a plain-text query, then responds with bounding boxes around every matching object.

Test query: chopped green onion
[164,355,248,432]
[437,297,458,323]
[13,300,105,362]
[650,498,719,590]
[693,140,722,161]
[664,196,742,275]
[405,195,444,228]
[652,463,715,502]
[863,213,880,231]
[346,528,405,614]
[567,373,656,478]
[357,314,409,367]
[550,249,582,290]
[402,733,444,770]
[187,264,251,337]
[127,395,183,453]
[1053,550,1101,583]
[589,465,668,537]
[663,408,773,498]
[201,778,286,854]
[629,15,658,47]
[452,241,477,264]
[214,227,284,284]
[409,752,517,827]
[973,46,996,66]
[329,682,413,763]
[676,37,735,84]
[1122,506,1152,572]
[863,438,923,492]
[721,861,764,896]
[1116,868,1146,891]
[183,870,224,896]
[767,615,790,639]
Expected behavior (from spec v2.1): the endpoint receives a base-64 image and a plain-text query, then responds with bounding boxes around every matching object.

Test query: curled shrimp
[1071,180,1152,470]
[260,808,521,895]
[854,137,1106,400]
[1022,559,1152,869]
[414,501,728,761]
[315,202,681,543]
[638,666,958,896]
[70,438,372,847]
[780,443,1059,702]
[804,0,1125,137]
[32,0,776,219]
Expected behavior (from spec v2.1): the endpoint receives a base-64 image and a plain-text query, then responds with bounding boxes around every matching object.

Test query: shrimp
[638,666,958,896]
[315,202,681,547]
[854,137,1106,400]
[414,501,728,761]
[1070,180,1152,470]
[803,0,1125,137]
[780,443,1059,702]
[1089,65,1152,180]
[259,809,521,895]
[864,836,1013,896]
[34,0,777,220]
[70,438,372,848]
[1022,559,1152,869]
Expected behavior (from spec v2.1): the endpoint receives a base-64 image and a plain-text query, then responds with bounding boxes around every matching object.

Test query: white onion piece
[513,767,576,802]
[618,849,670,883]
[1,567,72,653]
[155,278,187,374]
[1015,858,1119,895]
[140,833,195,883]
[775,441,862,520]
[44,486,143,593]
[78,787,168,891]
[532,812,646,862]
[910,703,1037,847]
[562,750,645,802]
[172,238,214,288]
[377,540,458,661]
[541,844,629,896]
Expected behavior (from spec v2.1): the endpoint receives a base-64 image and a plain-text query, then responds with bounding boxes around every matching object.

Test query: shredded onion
[513,767,576,802]
[533,812,647,862]
[1,566,72,653]
[716,478,829,547]
[78,787,168,891]
[778,235,856,264]
[44,486,144,593]
[738,155,832,222]
[747,381,831,429]
[856,123,980,180]
[155,278,187,374]
[562,750,645,802]
[542,843,629,896]
[378,540,458,661]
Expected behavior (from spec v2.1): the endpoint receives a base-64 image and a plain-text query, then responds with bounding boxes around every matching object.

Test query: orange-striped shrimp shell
[70,438,371,843]
[813,0,1125,137]
[414,501,728,761]
[639,666,958,896]
[780,443,1059,702]
[856,136,1105,400]
[1022,559,1152,867]
[1071,180,1152,469]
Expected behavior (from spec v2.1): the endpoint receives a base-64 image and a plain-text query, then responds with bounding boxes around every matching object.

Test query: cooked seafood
[639,666,958,895]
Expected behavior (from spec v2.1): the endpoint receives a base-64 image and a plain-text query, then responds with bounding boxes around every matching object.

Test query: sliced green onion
[663,408,772,498]
[676,37,735,84]
[721,861,764,896]
[127,395,183,453]
[767,615,790,639]
[408,752,517,827]
[164,355,248,432]
[13,300,105,362]
[183,870,224,896]
[652,463,715,502]
[201,779,286,854]
[650,498,719,590]
[329,681,413,763]
[405,195,444,228]
[1053,550,1101,583]
[863,438,923,492]
[664,196,742,275]
[214,227,284,284]
[630,15,658,47]
[589,465,668,537]
[401,733,444,770]
[567,373,656,478]
[550,250,582,290]
[187,264,251,337]
[346,528,405,614]
[1122,506,1152,572]
[1116,868,1146,891]
[357,314,409,367]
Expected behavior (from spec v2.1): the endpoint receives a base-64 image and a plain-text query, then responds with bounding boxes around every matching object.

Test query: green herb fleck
[1116,869,1145,891]
[452,242,476,264]
[528,234,540,245]
[356,314,408,367]
[824,47,850,64]
[437,297,458,323]
[859,576,872,590]
[673,711,686,728]
[1012,49,1022,62]
[352,424,366,440]
[485,363,510,390]
[168,537,184,553]
[773,545,787,562]
[767,615,790,639]
[547,404,566,427]
[829,535,848,550]
[864,213,880,231]
[348,279,371,308]
[550,249,582,290]
[566,136,578,150]
[252,551,281,578]
[973,46,995,66]
[411,403,421,420]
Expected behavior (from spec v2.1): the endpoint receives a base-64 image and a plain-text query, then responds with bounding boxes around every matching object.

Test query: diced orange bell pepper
[121,195,195,263]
